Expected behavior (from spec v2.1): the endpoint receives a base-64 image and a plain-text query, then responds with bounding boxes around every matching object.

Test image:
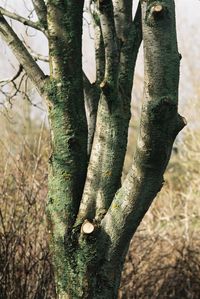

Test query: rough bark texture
[45,1,88,295]
[32,0,47,30]
[78,1,142,222]
[0,0,186,298]
[101,0,186,263]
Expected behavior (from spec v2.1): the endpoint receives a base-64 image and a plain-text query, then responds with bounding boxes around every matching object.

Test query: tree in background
[0,0,186,298]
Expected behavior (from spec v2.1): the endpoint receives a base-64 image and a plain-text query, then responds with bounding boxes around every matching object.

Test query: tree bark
[0,0,186,298]
[56,220,127,299]
[45,1,88,295]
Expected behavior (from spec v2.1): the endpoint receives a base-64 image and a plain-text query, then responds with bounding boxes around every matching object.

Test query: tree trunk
[56,223,126,299]
[45,1,185,298]
[0,0,186,298]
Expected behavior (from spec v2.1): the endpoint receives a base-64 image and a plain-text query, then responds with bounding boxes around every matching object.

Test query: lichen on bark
[0,1,186,298]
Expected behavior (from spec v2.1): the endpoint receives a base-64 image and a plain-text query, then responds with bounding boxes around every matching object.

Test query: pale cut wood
[81,220,95,234]
[152,4,163,13]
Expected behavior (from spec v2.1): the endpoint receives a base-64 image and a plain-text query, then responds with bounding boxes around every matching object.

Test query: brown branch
[78,1,135,223]
[0,69,28,108]
[77,0,122,222]
[119,2,142,100]
[0,64,23,84]
[46,2,88,289]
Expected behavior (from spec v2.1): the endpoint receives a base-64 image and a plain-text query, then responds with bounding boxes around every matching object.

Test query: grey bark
[32,0,47,30]
[0,0,186,298]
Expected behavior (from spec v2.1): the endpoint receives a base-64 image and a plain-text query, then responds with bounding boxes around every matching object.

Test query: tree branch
[32,0,47,31]
[78,1,142,223]
[81,1,104,158]
[0,64,23,84]
[98,0,119,87]
[83,72,100,156]
[0,64,25,106]
[78,0,123,222]
[47,0,87,219]
[119,2,142,95]
[112,0,133,42]
[0,7,45,34]
[89,0,105,83]
[46,2,88,289]
[101,0,186,262]
[0,13,46,97]
[22,38,49,62]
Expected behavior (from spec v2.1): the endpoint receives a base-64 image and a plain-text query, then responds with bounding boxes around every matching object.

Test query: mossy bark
[54,220,128,299]
[45,1,88,295]
[0,1,185,298]
[45,1,184,297]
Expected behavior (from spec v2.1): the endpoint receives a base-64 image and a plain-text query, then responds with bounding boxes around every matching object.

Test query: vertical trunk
[58,227,125,299]
[45,1,184,298]
[101,0,186,263]
[45,1,88,295]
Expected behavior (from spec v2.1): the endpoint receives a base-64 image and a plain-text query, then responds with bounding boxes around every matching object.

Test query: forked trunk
[0,1,185,299]
[62,258,122,299]
[54,226,126,299]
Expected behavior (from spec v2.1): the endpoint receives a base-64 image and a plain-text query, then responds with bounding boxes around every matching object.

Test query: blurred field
[0,100,200,299]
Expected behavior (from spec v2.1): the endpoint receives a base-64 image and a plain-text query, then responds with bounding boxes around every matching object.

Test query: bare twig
[0,7,46,34]
[0,13,47,97]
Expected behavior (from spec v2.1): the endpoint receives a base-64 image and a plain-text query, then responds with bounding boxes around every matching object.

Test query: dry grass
[119,236,200,299]
[0,111,56,299]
